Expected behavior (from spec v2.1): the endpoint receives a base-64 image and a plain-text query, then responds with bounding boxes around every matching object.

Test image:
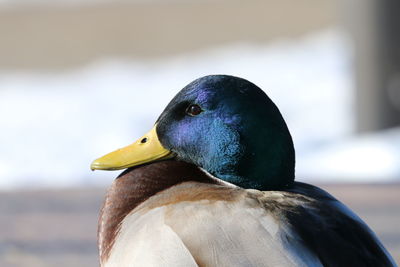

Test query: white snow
[297,127,400,182]
[0,30,398,189]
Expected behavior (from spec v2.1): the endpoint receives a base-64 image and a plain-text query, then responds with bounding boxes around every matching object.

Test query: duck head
[91,75,295,190]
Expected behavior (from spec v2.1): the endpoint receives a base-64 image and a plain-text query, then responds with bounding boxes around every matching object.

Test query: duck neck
[218,121,295,191]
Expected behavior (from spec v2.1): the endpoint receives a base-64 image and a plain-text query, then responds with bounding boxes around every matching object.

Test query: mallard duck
[91,75,396,267]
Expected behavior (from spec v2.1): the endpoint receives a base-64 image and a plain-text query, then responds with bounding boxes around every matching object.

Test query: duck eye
[186,104,202,116]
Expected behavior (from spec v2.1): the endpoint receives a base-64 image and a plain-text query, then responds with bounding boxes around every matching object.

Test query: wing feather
[105,182,395,267]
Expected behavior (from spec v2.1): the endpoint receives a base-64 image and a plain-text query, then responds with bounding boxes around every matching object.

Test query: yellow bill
[91,125,174,171]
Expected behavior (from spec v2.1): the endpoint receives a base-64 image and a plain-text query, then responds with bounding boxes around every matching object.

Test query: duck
[91,75,396,267]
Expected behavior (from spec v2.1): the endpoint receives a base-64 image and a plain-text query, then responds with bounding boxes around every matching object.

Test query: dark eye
[186,104,202,116]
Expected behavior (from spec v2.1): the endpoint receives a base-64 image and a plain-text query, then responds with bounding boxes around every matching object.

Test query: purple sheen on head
[195,89,212,104]
[156,75,295,190]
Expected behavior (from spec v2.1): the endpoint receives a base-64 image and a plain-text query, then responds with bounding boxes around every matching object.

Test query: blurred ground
[0,183,399,266]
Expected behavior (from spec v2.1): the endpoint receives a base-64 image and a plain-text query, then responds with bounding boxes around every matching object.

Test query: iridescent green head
[156,75,295,190]
[92,75,295,190]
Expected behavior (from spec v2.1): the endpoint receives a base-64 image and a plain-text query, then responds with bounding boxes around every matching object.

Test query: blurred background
[0,0,399,266]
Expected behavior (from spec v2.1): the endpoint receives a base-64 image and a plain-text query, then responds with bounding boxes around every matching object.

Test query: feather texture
[104,182,322,267]
[99,162,395,266]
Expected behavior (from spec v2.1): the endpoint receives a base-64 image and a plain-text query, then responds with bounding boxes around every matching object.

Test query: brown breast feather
[97,160,223,264]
